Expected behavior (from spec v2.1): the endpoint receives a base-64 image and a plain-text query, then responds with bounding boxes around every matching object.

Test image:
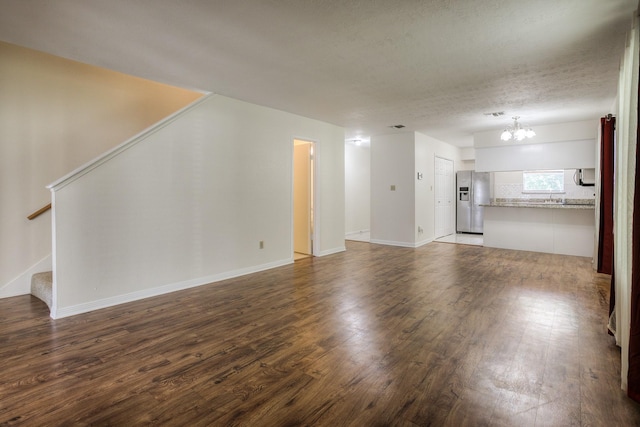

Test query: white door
[434,157,454,238]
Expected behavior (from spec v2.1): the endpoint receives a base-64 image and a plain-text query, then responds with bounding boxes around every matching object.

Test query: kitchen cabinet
[483,204,595,257]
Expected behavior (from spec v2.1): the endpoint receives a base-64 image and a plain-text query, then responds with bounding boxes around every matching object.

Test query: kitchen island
[481,198,595,258]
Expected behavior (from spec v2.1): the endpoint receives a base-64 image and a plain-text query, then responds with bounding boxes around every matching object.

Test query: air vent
[389,124,405,129]
[483,112,505,117]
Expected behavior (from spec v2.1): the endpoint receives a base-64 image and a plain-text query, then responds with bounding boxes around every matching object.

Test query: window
[522,170,564,193]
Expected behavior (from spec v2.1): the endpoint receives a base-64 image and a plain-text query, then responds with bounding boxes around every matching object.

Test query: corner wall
[371,132,461,247]
[371,133,416,246]
[415,133,463,242]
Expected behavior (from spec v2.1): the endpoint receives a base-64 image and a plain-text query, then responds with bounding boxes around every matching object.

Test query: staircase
[31,271,52,310]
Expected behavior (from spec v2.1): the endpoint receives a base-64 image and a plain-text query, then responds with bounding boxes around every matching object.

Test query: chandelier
[500,116,535,141]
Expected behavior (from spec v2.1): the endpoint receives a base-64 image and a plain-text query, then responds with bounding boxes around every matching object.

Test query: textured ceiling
[0,0,636,146]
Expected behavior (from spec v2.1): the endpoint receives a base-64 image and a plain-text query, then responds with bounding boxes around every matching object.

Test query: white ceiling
[0,0,636,146]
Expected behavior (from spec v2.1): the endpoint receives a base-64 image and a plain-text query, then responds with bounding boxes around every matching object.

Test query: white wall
[416,133,463,242]
[370,133,416,246]
[459,160,476,171]
[50,94,345,318]
[345,143,370,235]
[460,147,475,160]
[415,135,432,244]
[370,132,462,247]
[315,133,347,254]
[475,140,596,172]
[474,120,598,172]
[459,147,476,171]
[0,41,202,298]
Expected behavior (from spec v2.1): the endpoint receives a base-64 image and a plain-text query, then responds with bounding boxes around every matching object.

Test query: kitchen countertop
[481,198,595,210]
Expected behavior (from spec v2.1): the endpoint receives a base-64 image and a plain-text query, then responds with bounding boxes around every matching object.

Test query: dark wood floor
[2,241,640,426]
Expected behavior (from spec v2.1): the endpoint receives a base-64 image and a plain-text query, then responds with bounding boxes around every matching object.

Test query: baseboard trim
[51,258,292,319]
[370,239,433,248]
[370,239,415,248]
[415,238,433,248]
[314,246,346,257]
[0,254,52,299]
[345,230,370,238]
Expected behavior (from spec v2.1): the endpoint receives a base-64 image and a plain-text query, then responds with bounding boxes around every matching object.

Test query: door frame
[292,137,318,257]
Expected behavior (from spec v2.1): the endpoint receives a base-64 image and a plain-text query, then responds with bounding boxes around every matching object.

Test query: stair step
[31,271,52,310]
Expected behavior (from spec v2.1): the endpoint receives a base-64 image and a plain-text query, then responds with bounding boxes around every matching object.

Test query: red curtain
[628,82,640,401]
[599,117,615,274]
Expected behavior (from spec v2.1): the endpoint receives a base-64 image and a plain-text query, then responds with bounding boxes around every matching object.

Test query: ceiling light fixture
[500,116,535,141]
[348,137,369,146]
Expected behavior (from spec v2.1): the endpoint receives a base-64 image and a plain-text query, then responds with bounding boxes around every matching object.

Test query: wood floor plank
[2,241,640,425]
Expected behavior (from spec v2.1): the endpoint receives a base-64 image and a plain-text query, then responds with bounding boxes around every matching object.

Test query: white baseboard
[415,238,433,248]
[314,246,346,257]
[0,254,52,299]
[51,258,292,319]
[345,229,370,238]
[370,239,415,248]
[370,239,433,248]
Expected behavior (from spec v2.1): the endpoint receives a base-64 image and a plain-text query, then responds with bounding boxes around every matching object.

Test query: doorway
[434,156,454,239]
[293,139,314,260]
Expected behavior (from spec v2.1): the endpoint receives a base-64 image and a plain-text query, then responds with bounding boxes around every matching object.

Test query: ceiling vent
[389,124,405,129]
[483,111,505,117]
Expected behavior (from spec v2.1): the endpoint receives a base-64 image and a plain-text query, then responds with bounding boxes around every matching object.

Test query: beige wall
[0,41,202,294]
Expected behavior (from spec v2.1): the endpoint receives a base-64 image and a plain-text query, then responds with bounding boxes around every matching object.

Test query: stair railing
[27,203,51,220]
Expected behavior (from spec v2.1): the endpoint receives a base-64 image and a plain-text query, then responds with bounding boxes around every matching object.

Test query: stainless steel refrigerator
[456,171,490,233]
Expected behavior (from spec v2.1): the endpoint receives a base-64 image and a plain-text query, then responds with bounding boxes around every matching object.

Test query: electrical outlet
[259,241,264,249]
[418,226,423,233]
[390,185,396,191]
